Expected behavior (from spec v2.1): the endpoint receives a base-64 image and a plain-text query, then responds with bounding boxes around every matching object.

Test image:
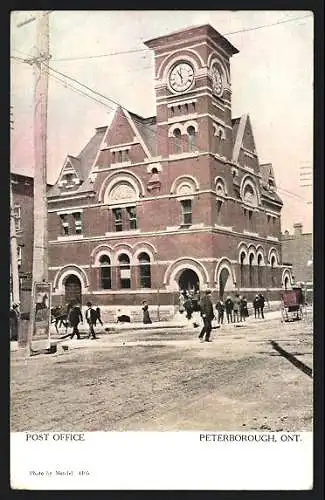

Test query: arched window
[257,254,263,287]
[240,252,246,288]
[271,256,276,286]
[249,253,254,287]
[216,130,223,155]
[284,276,289,290]
[99,255,111,289]
[173,128,182,154]
[138,252,151,288]
[187,126,196,152]
[118,254,131,289]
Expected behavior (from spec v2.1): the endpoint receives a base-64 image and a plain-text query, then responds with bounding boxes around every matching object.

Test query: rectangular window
[101,267,111,289]
[60,214,69,235]
[113,208,123,232]
[118,151,123,163]
[73,212,83,234]
[17,246,22,267]
[216,200,222,223]
[112,151,116,163]
[140,266,151,288]
[13,206,21,231]
[181,199,192,225]
[120,268,131,289]
[127,206,137,230]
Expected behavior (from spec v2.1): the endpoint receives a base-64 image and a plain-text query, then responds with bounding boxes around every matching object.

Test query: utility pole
[32,12,50,283]
[10,105,20,307]
[10,179,20,307]
[16,11,51,349]
[17,11,51,283]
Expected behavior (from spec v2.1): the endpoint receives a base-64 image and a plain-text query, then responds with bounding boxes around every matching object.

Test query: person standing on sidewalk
[259,293,266,319]
[225,296,233,323]
[142,301,152,324]
[253,295,260,319]
[215,298,225,325]
[198,290,214,342]
[183,296,193,320]
[233,294,241,323]
[240,296,248,322]
[69,302,83,339]
[95,306,103,326]
[10,303,20,341]
[85,302,98,339]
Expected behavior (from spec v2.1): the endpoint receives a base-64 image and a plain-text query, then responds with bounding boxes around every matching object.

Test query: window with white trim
[271,255,276,286]
[138,252,151,288]
[113,208,123,232]
[99,255,111,289]
[173,128,182,154]
[73,212,83,234]
[127,206,137,230]
[13,206,21,231]
[257,254,263,287]
[59,214,69,235]
[118,254,131,289]
[187,126,196,152]
[240,251,246,288]
[216,130,223,154]
[17,246,22,268]
[180,199,192,226]
[249,253,254,287]
[216,199,222,223]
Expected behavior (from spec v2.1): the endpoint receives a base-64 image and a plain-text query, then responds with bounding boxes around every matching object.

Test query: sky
[10,10,313,233]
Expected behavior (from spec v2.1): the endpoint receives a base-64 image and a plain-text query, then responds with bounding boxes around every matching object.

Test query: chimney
[293,223,303,236]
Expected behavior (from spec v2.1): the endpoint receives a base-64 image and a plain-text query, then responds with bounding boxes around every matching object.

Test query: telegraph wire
[44,62,311,205]
[17,13,312,62]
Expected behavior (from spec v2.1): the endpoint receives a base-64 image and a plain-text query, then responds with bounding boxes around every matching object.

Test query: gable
[104,107,137,148]
[241,115,256,153]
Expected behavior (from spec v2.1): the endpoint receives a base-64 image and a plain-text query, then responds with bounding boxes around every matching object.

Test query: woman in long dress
[142,301,152,324]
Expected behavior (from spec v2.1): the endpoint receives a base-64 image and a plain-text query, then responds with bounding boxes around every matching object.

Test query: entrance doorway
[178,269,199,293]
[64,275,82,305]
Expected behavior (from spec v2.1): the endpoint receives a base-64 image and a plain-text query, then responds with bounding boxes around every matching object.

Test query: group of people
[193,290,267,342]
[215,294,249,324]
[52,300,103,340]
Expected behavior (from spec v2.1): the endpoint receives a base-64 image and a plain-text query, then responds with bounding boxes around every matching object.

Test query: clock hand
[178,69,183,82]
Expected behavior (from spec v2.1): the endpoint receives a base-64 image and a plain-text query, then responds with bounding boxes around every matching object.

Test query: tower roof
[145,24,239,56]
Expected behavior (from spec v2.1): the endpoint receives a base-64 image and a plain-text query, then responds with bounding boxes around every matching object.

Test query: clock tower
[144,24,239,160]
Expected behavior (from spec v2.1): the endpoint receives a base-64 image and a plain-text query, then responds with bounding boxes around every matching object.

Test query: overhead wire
[49,13,313,62]
[11,14,312,205]
[43,62,312,204]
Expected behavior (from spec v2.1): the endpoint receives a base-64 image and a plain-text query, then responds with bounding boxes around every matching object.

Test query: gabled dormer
[57,156,83,190]
[260,163,276,192]
[232,114,259,173]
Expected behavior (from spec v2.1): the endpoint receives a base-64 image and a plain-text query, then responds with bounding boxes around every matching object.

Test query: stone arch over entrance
[163,258,209,291]
[53,265,89,298]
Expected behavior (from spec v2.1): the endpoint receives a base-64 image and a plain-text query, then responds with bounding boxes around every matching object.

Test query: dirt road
[10,314,313,432]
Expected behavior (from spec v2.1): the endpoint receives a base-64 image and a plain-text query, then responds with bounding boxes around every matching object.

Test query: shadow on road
[269,340,312,378]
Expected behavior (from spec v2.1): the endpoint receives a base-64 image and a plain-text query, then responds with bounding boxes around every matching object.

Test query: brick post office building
[47,24,293,321]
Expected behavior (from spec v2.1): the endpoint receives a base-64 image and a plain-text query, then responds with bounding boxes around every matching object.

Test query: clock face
[211,65,223,96]
[169,62,195,92]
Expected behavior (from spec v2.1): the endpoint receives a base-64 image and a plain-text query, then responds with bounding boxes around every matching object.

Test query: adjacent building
[10,173,34,313]
[47,24,293,321]
[281,223,313,287]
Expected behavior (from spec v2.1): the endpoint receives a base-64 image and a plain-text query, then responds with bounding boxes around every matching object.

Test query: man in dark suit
[69,301,83,339]
[198,290,214,342]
